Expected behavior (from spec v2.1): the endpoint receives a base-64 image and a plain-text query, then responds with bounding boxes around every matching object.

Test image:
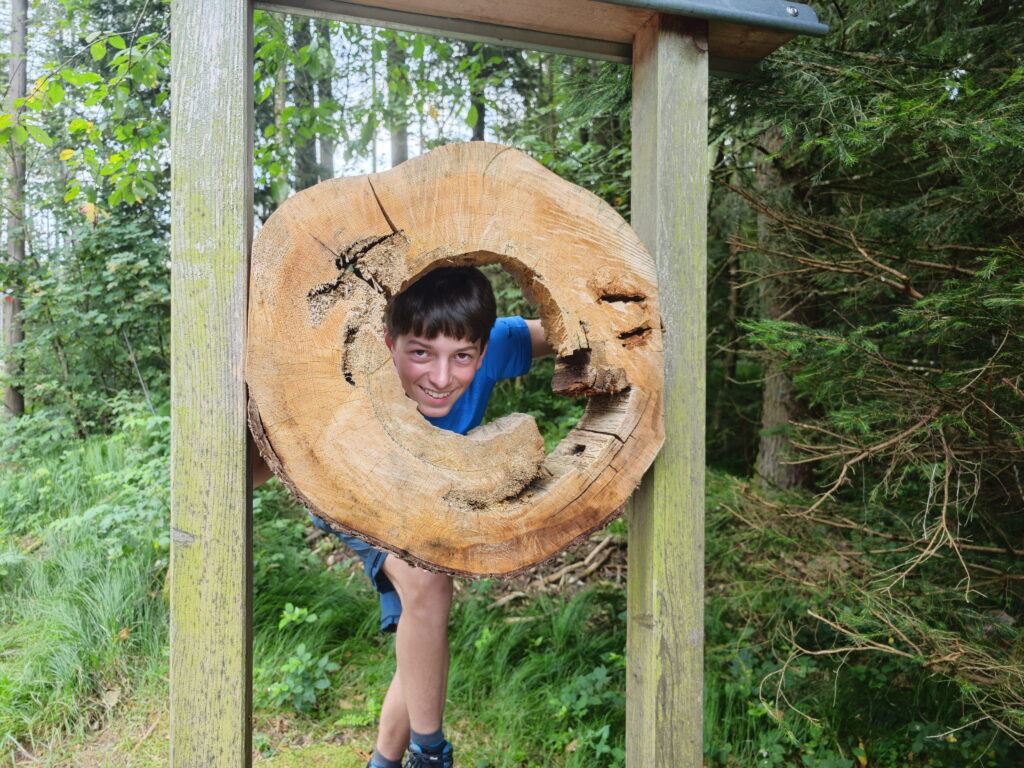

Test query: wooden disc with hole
[247,142,664,577]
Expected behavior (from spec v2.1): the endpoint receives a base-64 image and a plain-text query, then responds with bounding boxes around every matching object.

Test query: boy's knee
[389,562,453,613]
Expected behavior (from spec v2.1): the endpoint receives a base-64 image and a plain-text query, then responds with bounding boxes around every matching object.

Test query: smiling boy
[257,266,551,768]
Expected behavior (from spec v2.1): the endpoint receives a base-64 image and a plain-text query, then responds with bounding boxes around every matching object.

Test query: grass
[3,411,1022,767]
[0,406,171,760]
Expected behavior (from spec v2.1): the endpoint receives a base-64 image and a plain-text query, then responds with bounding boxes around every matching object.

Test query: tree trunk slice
[247,142,664,577]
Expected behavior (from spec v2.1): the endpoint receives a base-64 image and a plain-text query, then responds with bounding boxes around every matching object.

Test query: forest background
[1,0,1022,766]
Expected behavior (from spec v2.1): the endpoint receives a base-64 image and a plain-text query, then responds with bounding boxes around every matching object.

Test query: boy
[254,266,552,768]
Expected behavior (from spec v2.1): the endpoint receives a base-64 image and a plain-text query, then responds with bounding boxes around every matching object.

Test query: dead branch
[804,408,940,514]
[806,610,916,658]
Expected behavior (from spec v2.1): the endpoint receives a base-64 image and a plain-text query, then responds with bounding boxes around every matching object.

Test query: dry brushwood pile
[308,519,629,606]
[247,142,664,578]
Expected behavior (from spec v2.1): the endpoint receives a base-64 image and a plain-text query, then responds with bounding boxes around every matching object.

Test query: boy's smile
[386,331,487,418]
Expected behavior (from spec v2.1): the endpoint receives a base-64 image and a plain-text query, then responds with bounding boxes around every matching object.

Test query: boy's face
[385,330,487,419]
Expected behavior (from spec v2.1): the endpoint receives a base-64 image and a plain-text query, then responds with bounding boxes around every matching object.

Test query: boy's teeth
[424,389,451,398]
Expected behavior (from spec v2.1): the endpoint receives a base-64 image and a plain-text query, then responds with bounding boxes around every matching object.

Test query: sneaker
[404,740,453,768]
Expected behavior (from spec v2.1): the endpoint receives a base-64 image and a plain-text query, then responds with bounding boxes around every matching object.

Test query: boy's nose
[428,360,452,388]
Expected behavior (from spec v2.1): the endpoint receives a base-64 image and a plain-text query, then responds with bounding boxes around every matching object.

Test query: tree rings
[247,142,663,577]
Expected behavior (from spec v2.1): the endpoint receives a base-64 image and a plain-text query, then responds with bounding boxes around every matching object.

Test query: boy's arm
[250,433,274,489]
[524,318,555,359]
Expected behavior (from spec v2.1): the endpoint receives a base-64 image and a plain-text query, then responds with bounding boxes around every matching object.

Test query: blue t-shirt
[424,315,533,435]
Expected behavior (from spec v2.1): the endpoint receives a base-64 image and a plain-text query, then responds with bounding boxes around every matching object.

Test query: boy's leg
[374,669,409,762]
[381,556,453,733]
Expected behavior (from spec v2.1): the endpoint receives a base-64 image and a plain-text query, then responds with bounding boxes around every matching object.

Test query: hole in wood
[246,142,664,576]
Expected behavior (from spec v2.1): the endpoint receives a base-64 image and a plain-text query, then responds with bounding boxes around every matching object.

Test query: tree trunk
[754,128,811,490]
[386,35,409,166]
[315,19,335,181]
[468,53,485,142]
[291,17,318,190]
[710,239,740,440]
[462,42,491,142]
[247,143,665,577]
[3,0,27,418]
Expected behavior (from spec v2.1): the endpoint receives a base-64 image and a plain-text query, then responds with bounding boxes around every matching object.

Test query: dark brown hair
[385,266,496,346]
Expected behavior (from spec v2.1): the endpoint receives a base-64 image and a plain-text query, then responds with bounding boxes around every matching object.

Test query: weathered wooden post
[628,14,708,766]
[170,0,253,765]
[169,3,825,766]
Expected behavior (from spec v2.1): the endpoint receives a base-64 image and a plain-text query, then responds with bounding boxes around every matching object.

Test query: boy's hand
[525,318,555,358]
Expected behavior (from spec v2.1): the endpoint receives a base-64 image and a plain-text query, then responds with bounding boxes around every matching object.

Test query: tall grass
[0,404,170,754]
[0,532,167,744]
[5,407,1016,767]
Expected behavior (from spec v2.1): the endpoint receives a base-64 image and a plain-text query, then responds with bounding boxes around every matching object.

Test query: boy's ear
[384,328,393,351]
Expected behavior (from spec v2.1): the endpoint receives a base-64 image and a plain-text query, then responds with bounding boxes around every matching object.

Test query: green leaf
[60,68,84,86]
[110,35,127,50]
[270,178,290,204]
[12,124,28,145]
[90,41,107,61]
[47,81,65,105]
[466,104,479,128]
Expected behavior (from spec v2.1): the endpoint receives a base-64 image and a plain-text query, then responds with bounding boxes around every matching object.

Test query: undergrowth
[2,407,1021,766]
[704,472,1023,767]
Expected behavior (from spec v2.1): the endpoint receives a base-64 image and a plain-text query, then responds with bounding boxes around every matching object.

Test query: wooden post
[628,13,708,768]
[169,1,253,765]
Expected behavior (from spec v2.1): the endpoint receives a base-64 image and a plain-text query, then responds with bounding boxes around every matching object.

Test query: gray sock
[369,747,403,768]
[410,726,446,749]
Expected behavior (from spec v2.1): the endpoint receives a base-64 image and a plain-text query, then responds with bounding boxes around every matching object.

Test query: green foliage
[279,602,320,630]
[262,603,339,713]
[2,219,169,433]
[496,58,631,216]
[444,585,627,767]
[0,401,170,748]
[0,0,171,210]
[703,471,1023,766]
[264,643,339,713]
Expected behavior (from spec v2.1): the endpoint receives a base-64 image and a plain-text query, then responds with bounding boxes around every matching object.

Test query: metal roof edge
[594,0,829,37]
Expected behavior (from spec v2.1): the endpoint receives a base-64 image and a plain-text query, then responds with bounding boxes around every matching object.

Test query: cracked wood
[247,142,664,577]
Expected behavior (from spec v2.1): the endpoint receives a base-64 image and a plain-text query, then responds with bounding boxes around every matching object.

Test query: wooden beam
[169,0,254,765]
[256,0,807,71]
[628,13,707,768]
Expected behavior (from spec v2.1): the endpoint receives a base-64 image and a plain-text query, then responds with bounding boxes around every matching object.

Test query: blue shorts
[309,514,402,632]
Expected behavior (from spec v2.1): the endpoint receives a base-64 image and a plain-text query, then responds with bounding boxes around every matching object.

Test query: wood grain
[247,142,665,577]
[169,0,253,765]
[628,13,708,768]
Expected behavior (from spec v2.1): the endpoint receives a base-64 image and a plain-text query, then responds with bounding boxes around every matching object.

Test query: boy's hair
[385,266,497,346]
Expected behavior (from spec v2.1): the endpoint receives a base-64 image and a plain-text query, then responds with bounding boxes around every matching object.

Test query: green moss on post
[628,13,708,768]
[169,0,254,765]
